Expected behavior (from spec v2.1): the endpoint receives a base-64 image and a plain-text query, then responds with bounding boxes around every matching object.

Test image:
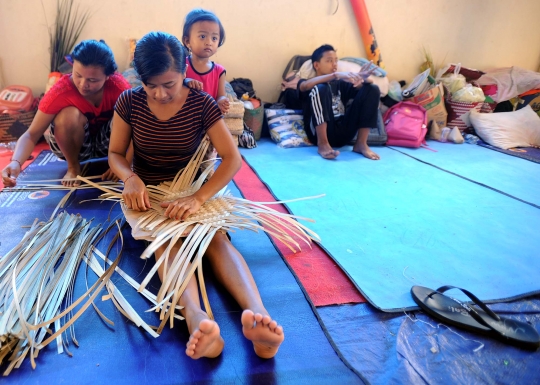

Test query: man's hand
[358,61,377,82]
[335,71,364,87]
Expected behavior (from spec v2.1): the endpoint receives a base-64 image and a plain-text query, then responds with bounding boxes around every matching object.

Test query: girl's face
[143,69,184,104]
[71,60,108,96]
[185,21,220,59]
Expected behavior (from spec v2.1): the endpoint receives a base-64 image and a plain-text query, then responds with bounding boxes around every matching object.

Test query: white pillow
[470,105,540,149]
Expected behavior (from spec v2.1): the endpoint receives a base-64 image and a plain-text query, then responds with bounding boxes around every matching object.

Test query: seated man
[298,44,380,160]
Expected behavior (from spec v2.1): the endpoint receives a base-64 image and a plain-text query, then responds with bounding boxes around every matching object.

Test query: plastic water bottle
[0,141,16,154]
[464,134,479,144]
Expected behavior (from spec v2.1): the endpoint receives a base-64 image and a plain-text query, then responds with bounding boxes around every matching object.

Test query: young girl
[182,9,230,114]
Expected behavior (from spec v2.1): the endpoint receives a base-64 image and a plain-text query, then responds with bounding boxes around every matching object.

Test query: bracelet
[123,173,137,184]
[11,159,22,168]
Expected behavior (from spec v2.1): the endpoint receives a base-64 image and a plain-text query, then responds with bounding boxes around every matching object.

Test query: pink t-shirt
[39,73,130,135]
[185,57,226,100]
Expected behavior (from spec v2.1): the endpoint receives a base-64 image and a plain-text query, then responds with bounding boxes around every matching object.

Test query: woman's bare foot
[185,318,224,359]
[62,166,81,187]
[353,144,380,160]
[241,309,284,359]
[317,145,340,160]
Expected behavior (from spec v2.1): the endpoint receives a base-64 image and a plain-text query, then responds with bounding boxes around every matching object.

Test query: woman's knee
[207,232,230,253]
[53,106,86,131]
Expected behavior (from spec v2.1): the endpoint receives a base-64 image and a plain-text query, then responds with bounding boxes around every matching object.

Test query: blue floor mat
[318,299,540,385]
[1,153,362,384]
[393,140,540,207]
[240,140,540,311]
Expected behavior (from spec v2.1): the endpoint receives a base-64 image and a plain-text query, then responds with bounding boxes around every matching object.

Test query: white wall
[1,0,539,102]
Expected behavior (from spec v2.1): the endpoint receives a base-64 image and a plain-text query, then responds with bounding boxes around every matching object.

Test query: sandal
[411,285,540,350]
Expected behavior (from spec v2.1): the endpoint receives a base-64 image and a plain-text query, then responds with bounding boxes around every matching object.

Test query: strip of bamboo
[77,135,322,330]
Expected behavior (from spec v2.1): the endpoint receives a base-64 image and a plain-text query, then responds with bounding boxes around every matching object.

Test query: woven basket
[224,117,244,136]
[223,95,245,136]
[227,95,244,117]
[0,110,36,142]
[231,134,239,146]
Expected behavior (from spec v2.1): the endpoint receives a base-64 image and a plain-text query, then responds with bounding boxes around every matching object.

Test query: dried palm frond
[0,212,123,375]
[78,135,321,333]
[41,0,91,72]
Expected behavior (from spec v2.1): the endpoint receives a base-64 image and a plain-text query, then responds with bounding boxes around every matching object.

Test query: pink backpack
[383,101,428,148]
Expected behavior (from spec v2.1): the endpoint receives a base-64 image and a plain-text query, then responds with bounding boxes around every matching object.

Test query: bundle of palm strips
[78,135,321,333]
[0,212,125,375]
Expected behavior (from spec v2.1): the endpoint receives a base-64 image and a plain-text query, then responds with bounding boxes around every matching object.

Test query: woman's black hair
[133,32,187,85]
[182,8,226,47]
[71,40,117,76]
[311,44,336,64]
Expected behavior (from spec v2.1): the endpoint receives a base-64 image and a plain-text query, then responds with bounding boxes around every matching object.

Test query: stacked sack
[224,95,244,146]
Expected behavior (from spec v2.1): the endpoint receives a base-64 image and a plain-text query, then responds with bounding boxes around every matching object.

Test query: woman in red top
[1,40,131,187]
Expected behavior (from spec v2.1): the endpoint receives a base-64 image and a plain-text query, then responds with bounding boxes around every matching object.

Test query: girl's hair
[71,40,117,76]
[182,8,225,47]
[133,32,187,85]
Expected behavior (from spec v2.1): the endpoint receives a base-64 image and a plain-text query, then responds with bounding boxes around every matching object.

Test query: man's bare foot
[317,145,340,160]
[241,309,284,359]
[353,145,380,160]
[62,167,81,187]
[185,319,224,359]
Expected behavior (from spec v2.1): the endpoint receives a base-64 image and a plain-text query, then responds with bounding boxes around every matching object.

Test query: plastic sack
[452,84,485,103]
[388,80,403,102]
[470,105,540,149]
[476,67,540,103]
[438,64,467,94]
[265,109,313,148]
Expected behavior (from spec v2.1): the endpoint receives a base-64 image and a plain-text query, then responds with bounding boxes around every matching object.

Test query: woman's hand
[217,96,230,114]
[101,168,119,182]
[160,194,203,221]
[122,174,150,211]
[2,161,21,187]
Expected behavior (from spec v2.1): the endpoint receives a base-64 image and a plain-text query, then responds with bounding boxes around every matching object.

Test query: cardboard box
[408,82,448,128]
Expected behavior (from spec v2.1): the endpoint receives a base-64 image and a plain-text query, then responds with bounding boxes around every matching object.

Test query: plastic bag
[476,67,540,103]
[438,64,466,94]
[452,84,485,103]
[388,80,403,102]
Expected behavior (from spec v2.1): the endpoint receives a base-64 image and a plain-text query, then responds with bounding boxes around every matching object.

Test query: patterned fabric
[40,73,130,136]
[46,119,111,161]
[238,123,257,149]
[115,87,222,184]
[185,57,226,100]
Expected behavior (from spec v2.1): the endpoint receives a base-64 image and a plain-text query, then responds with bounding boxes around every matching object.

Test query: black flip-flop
[411,285,540,350]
